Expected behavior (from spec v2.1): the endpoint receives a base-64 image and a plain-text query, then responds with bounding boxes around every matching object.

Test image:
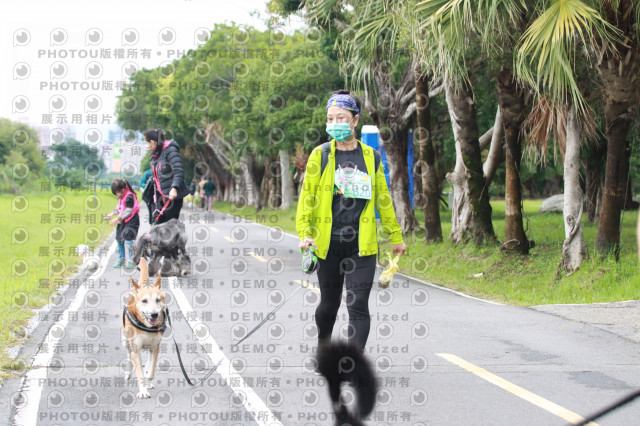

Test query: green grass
[393,200,639,305]
[1,189,116,378]
[212,199,639,306]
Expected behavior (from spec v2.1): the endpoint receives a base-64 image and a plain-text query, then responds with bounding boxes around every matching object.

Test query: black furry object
[132,218,191,277]
[317,341,377,426]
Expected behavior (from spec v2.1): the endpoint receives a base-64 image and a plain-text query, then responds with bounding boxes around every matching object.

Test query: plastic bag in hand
[378,251,399,289]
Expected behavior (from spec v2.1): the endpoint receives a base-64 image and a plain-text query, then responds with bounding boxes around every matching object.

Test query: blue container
[361,125,415,216]
[361,125,389,186]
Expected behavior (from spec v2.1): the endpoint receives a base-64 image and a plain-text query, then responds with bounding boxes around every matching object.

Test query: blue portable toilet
[361,125,415,214]
[407,129,415,208]
[361,125,389,184]
[361,125,383,218]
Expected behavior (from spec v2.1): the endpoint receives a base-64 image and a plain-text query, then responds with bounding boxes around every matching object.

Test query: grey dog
[132,218,191,277]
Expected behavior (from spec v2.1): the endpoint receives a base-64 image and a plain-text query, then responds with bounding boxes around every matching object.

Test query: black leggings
[315,238,377,351]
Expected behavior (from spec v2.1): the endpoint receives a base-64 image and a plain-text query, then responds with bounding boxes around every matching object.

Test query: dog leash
[150,162,173,224]
[153,198,172,224]
[230,284,304,348]
[164,308,224,387]
[230,251,319,348]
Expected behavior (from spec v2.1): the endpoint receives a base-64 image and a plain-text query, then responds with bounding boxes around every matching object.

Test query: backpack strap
[373,148,381,173]
[320,142,332,175]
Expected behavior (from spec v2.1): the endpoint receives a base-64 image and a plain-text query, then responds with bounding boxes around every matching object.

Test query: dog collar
[123,307,166,333]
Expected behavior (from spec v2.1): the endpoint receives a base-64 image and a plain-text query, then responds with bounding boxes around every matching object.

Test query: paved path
[531,301,640,343]
[2,205,640,425]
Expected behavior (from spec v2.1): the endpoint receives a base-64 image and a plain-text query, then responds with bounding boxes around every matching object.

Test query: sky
[1,0,305,145]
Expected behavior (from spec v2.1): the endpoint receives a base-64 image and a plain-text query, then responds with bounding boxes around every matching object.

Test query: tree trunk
[596,122,632,258]
[445,80,497,246]
[232,176,241,206]
[585,141,605,222]
[203,121,235,204]
[561,108,587,273]
[595,72,635,259]
[482,108,504,187]
[363,58,420,233]
[446,141,472,243]
[239,155,259,207]
[257,156,271,211]
[496,67,529,254]
[279,149,295,209]
[269,160,281,209]
[222,178,231,202]
[595,7,639,259]
[383,128,419,232]
[623,145,639,210]
[414,65,442,242]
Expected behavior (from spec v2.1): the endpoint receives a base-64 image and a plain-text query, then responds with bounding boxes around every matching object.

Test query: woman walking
[143,129,190,224]
[296,90,406,352]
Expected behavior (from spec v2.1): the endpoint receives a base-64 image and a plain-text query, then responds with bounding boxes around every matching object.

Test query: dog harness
[122,307,166,333]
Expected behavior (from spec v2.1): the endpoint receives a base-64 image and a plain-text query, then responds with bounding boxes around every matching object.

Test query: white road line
[395,271,503,305]
[12,242,116,426]
[168,277,283,426]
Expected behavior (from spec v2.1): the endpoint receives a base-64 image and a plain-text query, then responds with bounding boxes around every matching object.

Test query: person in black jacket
[143,129,190,224]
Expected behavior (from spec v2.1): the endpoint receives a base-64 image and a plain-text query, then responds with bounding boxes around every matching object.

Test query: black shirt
[331,144,368,241]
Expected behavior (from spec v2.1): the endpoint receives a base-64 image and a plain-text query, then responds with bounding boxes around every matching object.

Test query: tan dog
[121,257,166,398]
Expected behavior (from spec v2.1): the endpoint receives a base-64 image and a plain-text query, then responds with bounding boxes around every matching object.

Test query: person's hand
[169,188,178,199]
[392,242,406,256]
[299,237,317,251]
[109,217,119,227]
[104,214,112,220]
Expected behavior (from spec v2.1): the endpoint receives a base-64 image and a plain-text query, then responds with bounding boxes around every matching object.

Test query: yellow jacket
[295,139,403,259]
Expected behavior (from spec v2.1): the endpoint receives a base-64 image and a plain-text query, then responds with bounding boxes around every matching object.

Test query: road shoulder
[530,300,640,343]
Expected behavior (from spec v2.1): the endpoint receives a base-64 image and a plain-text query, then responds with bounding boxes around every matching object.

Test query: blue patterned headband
[326,93,360,115]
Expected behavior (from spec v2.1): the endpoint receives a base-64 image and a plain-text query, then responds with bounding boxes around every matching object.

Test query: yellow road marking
[435,353,597,425]
[295,279,319,294]
[249,251,267,263]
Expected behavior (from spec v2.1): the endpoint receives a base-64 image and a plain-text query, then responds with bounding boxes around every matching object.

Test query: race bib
[334,166,372,200]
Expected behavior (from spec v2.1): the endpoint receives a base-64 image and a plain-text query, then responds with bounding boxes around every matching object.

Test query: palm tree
[513,0,638,261]
[413,0,540,251]
[303,0,423,233]
[593,1,639,259]
[514,0,621,271]
[416,0,500,246]
[414,62,444,242]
